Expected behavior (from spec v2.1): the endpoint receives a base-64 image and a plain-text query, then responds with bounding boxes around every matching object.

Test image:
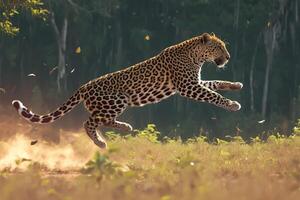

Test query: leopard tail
[12,90,82,124]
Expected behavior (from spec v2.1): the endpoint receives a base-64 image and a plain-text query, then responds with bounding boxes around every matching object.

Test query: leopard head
[191,33,230,68]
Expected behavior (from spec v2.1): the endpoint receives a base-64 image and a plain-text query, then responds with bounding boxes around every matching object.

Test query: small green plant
[136,124,161,143]
[186,135,207,144]
[250,136,262,144]
[225,135,246,144]
[267,133,288,144]
[293,119,300,136]
[161,135,177,143]
[105,131,121,141]
[214,138,228,145]
[82,152,126,181]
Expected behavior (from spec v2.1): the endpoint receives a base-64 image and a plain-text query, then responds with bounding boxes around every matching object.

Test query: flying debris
[30,140,38,145]
[258,120,266,124]
[144,35,150,41]
[27,73,36,77]
[236,126,242,136]
[0,87,5,94]
[70,68,75,73]
[49,66,58,75]
[21,158,32,162]
[210,117,217,120]
[15,158,32,165]
[75,46,81,54]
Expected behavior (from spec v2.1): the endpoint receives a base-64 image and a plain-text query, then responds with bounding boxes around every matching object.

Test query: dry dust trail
[0,131,98,173]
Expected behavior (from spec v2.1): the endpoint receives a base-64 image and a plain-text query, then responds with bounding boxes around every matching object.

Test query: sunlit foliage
[0,0,48,35]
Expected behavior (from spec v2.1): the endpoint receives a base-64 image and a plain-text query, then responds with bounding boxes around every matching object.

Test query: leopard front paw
[218,82,243,91]
[229,82,243,90]
[227,101,241,112]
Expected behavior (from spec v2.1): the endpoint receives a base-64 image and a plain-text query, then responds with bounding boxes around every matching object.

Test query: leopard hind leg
[84,117,133,149]
[84,116,107,149]
[105,121,133,132]
[83,93,132,148]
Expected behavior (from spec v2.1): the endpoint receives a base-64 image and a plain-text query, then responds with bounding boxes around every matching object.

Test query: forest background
[0,0,300,140]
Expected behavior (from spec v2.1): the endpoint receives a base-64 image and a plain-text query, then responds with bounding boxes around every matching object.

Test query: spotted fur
[12,33,243,149]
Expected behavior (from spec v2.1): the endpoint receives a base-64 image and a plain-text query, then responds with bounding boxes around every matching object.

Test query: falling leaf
[211,117,217,120]
[21,158,32,162]
[30,140,38,145]
[144,35,150,41]
[236,126,241,132]
[49,66,58,75]
[0,87,5,94]
[16,158,32,165]
[267,21,271,27]
[75,46,81,54]
[258,120,265,124]
[70,68,75,73]
[27,73,36,77]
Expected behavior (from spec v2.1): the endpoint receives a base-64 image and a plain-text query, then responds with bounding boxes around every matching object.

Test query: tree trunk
[0,40,3,86]
[296,0,299,22]
[262,24,279,118]
[0,41,2,103]
[261,55,273,118]
[231,0,240,80]
[50,13,68,93]
[15,38,25,88]
[249,33,261,112]
[114,21,123,67]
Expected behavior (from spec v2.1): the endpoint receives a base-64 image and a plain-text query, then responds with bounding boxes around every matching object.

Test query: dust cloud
[0,131,98,172]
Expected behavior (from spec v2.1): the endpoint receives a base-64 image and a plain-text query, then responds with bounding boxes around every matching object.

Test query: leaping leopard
[12,33,243,149]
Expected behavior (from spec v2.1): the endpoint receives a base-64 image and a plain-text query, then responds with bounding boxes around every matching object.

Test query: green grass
[0,124,300,200]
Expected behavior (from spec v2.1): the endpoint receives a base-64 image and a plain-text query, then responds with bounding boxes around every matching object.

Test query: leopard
[12,33,243,149]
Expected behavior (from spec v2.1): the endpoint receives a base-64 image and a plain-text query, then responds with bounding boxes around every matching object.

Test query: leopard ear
[200,33,211,44]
